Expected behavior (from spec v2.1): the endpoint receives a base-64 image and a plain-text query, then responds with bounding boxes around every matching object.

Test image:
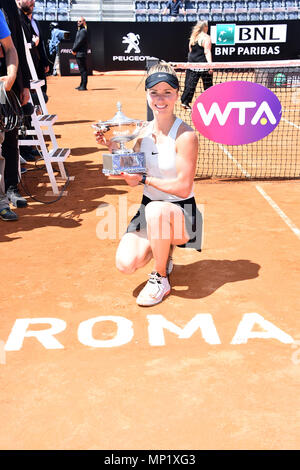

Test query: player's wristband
[140,174,147,185]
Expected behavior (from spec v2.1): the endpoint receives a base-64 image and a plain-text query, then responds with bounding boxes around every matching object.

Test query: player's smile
[147,81,178,114]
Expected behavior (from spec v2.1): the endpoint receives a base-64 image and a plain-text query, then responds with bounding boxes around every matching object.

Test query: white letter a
[231,313,294,344]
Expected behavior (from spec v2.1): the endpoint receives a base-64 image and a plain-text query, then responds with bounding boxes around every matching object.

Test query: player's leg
[115,229,152,274]
[201,71,213,90]
[136,201,189,306]
[145,201,189,277]
[181,70,201,108]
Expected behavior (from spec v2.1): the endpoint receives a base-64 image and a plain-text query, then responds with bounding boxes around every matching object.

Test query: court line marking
[255,185,300,240]
[281,117,300,130]
[217,144,251,178]
[218,144,300,240]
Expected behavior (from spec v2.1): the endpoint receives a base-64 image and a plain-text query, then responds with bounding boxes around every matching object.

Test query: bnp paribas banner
[210,22,296,61]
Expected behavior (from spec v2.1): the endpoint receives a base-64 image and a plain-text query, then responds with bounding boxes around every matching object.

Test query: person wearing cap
[49,22,65,76]
[95,63,202,307]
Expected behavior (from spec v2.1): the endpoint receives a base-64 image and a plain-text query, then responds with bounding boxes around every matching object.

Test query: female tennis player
[95,63,201,306]
[181,20,213,110]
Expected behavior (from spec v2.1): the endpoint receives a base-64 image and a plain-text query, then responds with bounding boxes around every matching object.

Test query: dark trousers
[76,56,88,89]
[2,127,19,190]
[181,69,213,105]
[34,59,48,95]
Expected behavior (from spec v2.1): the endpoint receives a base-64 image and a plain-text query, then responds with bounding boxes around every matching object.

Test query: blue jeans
[0,153,10,211]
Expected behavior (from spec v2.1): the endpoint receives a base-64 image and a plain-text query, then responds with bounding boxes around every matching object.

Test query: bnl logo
[215,24,287,45]
[216,24,235,45]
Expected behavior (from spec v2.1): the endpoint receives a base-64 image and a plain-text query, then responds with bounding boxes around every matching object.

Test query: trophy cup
[93,102,147,175]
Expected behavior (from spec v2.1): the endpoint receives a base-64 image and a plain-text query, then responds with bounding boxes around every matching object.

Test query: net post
[146,57,159,121]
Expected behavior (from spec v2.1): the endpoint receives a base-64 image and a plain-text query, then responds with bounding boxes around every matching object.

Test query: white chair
[19,33,71,195]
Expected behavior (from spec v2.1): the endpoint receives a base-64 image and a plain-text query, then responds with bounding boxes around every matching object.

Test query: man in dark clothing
[17,0,50,95]
[72,17,88,91]
[0,0,31,209]
[0,10,19,221]
[162,0,186,21]
[17,0,50,163]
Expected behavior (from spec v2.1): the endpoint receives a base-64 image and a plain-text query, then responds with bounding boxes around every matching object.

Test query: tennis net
[168,60,300,180]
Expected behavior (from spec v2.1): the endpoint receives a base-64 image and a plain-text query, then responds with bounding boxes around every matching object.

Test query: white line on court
[281,117,300,130]
[217,144,251,178]
[218,145,300,240]
[255,185,300,240]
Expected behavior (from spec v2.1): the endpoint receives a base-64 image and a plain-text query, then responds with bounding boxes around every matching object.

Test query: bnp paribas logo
[216,24,235,45]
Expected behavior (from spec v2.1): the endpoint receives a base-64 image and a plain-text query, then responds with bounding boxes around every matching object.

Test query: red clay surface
[0,74,299,450]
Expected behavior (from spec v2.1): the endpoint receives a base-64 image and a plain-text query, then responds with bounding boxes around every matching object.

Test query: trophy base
[102,152,146,175]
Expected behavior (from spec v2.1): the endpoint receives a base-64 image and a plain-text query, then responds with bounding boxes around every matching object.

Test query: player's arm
[203,36,212,64]
[144,125,198,198]
[0,35,18,91]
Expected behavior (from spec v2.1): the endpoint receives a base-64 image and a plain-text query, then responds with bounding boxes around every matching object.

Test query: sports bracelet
[140,174,147,185]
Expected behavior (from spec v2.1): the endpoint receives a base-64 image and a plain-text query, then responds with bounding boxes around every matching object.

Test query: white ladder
[18,33,71,195]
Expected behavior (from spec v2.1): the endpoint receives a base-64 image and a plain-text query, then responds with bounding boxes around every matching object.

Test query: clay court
[0,73,300,450]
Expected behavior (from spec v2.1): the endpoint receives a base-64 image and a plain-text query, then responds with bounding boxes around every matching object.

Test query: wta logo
[191,81,282,145]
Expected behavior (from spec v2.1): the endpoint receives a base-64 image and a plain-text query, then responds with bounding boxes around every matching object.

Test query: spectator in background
[17,0,50,95]
[0,0,31,209]
[0,10,19,221]
[181,20,213,110]
[49,22,69,76]
[162,0,186,21]
[17,0,50,162]
[72,17,88,91]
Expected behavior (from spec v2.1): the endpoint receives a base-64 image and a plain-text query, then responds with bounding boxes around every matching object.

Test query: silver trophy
[93,102,147,175]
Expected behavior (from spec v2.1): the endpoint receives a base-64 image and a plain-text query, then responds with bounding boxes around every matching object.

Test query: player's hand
[120,172,142,187]
[94,128,118,153]
[94,128,107,145]
[107,172,142,187]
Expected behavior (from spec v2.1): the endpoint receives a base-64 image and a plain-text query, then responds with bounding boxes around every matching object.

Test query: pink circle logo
[191,81,282,145]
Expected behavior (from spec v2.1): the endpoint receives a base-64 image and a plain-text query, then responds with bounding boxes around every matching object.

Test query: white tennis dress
[140,117,194,202]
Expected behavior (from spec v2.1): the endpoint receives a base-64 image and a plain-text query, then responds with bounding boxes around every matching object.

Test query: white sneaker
[136,271,171,306]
